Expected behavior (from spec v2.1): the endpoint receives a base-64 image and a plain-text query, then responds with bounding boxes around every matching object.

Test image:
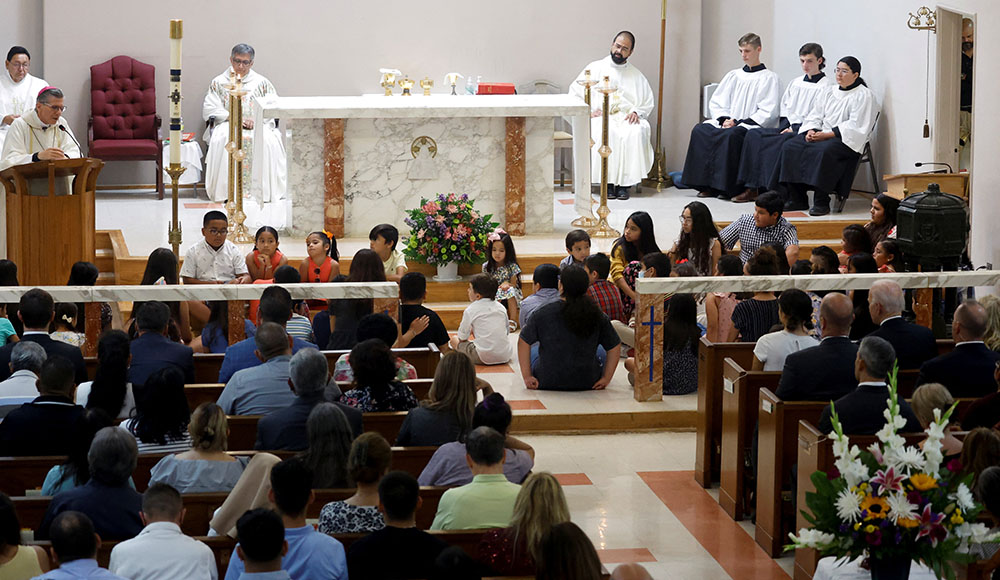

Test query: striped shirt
[718,214,799,263]
[121,419,192,455]
[731,298,780,342]
[286,314,315,343]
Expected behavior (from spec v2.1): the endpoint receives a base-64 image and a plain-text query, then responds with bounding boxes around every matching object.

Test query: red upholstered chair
[88,55,163,199]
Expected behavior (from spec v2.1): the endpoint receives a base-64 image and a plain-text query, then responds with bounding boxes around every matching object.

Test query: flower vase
[868,554,912,580]
[434,261,460,281]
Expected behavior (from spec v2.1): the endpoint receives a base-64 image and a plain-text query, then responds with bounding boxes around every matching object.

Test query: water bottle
[466,76,475,95]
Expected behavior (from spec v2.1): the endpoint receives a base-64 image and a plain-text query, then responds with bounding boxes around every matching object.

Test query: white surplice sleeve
[747,73,781,127]
[835,89,880,153]
[0,119,33,170]
[627,71,655,119]
[799,93,827,133]
[708,70,737,121]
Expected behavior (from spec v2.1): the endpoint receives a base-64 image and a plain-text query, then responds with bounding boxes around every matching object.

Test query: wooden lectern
[0,158,103,286]
[883,172,969,200]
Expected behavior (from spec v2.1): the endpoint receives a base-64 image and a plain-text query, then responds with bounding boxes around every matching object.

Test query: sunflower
[860,495,890,519]
[909,473,938,491]
[897,517,919,529]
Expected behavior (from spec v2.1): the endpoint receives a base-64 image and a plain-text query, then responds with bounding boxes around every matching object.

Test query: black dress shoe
[617,186,630,200]
[784,200,809,211]
[696,190,717,198]
[605,188,618,200]
[809,204,831,216]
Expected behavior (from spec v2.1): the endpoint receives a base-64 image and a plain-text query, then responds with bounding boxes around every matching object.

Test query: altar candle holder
[380,72,396,96]
[225,74,253,243]
[571,69,600,228]
[587,76,620,239]
[166,19,185,256]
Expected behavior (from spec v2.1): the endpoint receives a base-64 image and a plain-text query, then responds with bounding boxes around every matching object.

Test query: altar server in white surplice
[203,44,286,207]
[0,46,48,152]
[569,31,654,200]
[777,56,879,216]
[732,42,834,203]
[681,33,780,199]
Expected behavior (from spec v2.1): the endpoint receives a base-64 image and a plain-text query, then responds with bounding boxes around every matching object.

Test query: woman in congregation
[0,260,23,336]
[396,351,491,447]
[669,201,721,276]
[961,428,1000,490]
[130,248,192,344]
[865,193,899,247]
[728,247,781,342]
[790,260,824,336]
[752,288,819,371]
[340,339,419,412]
[847,253,879,339]
[297,403,353,489]
[41,409,114,496]
[0,493,50,579]
[318,432,392,534]
[534,522,604,580]
[75,330,135,420]
[316,249,386,350]
[911,383,963,459]
[704,254,743,343]
[979,295,1000,352]
[190,301,256,353]
[777,56,880,216]
[121,366,192,454]
[148,402,248,494]
[477,472,570,576]
[518,265,621,392]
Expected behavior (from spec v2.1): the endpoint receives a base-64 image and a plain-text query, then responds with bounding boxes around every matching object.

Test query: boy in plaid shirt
[584,253,627,323]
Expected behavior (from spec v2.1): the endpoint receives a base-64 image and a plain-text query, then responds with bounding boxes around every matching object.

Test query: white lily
[789,528,837,549]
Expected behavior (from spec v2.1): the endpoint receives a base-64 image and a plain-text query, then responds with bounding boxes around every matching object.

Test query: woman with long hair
[848,253,879,339]
[534,522,603,580]
[609,211,660,317]
[340,339,418,412]
[396,351,489,446]
[671,201,721,276]
[131,248,192,343]
[751,289,818,371]
[729,247,781,342]
[319,249,387,350]
[41,409,114,496]
[148,402,246,494]
[477,472,570,576]
[190,301,256,353]
[297,403,353,488]
[518,265,621,392]
[75,330,134,420]
[623,293,702,394]
[865,193,899,247]
[318,432,392,534]
[979,295,1000,352]
[911,383,963,458]
[0,492,50,578]
[121,366,192,454]
[0,260,22,337]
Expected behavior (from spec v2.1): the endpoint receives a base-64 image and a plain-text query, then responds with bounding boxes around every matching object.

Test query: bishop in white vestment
[569,32,654,199]
[777,56,879,216]
[681,35,780,199]
[202,45,287,221]
[0,47,48,152]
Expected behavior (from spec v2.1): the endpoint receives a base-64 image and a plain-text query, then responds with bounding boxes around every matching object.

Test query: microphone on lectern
[58,125,83,158]
[914,161,953,174]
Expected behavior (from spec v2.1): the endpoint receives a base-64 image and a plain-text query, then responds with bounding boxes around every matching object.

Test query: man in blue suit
[0,288,87,384]
[218,286,317,383]
[129,301,195,387]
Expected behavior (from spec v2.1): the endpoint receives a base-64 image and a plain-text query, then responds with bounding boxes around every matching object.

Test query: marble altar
[255,94,591,237]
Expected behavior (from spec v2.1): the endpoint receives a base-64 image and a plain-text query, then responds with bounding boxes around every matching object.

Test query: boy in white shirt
[369,224,407,282]
[449,274,512,365]
[180,210,251,285]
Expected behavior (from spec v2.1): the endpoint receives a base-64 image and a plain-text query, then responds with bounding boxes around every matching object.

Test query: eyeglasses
[834,68,853,75]
[231,58,253,66]
[678,215,693,224]
[9,62,29,70]
[41,103,67,112]
[207,228,227,236]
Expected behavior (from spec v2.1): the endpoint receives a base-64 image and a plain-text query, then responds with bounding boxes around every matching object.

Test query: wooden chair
[694,337,755,487]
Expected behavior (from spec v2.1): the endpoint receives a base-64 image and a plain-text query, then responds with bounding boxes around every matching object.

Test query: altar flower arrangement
[787,368,999,579]
[403,193,498,265]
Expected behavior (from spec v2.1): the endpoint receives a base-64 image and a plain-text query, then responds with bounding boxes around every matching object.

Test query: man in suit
[0,288,87,384]
[128,301,195,387]
[218,286,317,383]
[255,348,362,450]
[776,293,858,401]
[868,280,937,369]
[819,336,922,434]
[918,300,1000,398]
[0,356,85,456]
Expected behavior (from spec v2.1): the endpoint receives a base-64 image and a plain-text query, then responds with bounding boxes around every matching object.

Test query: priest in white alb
[680,33,780,199]
[0,46,48,152]
[569,31,654,200]
[203,43,288,228]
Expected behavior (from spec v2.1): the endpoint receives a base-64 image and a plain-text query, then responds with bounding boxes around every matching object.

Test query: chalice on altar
[420,77,434,96]
[379,68,401,96]
[398,77,415,96]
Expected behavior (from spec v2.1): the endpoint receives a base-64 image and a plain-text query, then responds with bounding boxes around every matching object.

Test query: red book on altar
[476,83,516,95]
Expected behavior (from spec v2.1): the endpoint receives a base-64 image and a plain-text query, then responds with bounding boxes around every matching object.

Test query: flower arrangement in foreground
[787,368,999,579]
[403,193,499,266]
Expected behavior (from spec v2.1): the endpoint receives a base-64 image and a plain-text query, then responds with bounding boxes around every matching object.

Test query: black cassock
[776,133,860,200]
[681,124,748,197]
[736,123,798,191]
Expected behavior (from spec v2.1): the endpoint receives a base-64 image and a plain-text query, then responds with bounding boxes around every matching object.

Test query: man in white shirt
[0,340,45,397]
[109,483,218,580]
[449,275,512,365]
[0,46,48,151]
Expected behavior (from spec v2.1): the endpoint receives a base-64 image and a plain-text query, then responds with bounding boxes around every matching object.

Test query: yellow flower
[864,524,876,533]
[860,495,890,519]
[897,517,919,529]
[910,474,938,491]
[854,522,862,531]
[951,513,965,525]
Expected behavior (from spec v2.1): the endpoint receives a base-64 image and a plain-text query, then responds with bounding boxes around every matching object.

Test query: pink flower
[447,193,456,202]
[916,504,946,546]
[417,229,426,238]
[446,204,458,213]
[469,210,479,220]
[455,224,469,236]
[435,215,445,224]
[443,230,452,240]
[871,466,905,494]
[422,201,440,213]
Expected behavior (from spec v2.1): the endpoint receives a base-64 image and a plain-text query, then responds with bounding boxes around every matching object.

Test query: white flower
[952,483,976,513]
[926,420,947,440]
[954,522,1000,544]
[837,459,871,490]
[836,489,863,523]
[789,528,837,549]
[890,446,927,474]
[886,491,919,523]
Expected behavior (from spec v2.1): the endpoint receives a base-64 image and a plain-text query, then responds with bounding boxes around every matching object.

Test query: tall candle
[169,19,183,166]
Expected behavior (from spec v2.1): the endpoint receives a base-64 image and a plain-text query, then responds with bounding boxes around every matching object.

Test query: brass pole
[588,78,620,238]
[572,69,599,228]
[166,164,185,255]
[224,76,237,224]
[642,0,673,191]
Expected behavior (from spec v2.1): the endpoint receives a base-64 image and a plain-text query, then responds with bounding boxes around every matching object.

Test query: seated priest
[732,42,834,203]
[775,56,879,216]
[1,46,49,152]
[569,30,654,201]
[202,43,287,226]
[681,32,780,200]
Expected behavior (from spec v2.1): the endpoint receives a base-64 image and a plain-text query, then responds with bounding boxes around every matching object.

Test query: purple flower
[866,530,882,546]
[946,458,963,473]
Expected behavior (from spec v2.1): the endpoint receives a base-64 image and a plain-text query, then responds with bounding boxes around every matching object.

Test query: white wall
[5,0,44,77]
[33,0,701,185]
[700,0,774,84]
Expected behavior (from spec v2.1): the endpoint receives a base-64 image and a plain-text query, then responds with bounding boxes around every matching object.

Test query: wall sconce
[907,6,937,33]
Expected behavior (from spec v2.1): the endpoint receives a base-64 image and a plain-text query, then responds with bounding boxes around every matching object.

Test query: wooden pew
[184,379,434,411]
[695,337,755,487]
[755,389,827,557]
[13,486,449,536]
[0,446,437,496]
[718,358,780,520]
[227,411,409,451]
[86,346,442,383]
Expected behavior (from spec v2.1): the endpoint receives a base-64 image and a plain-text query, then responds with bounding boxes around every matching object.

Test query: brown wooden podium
[883,172,969,200]
[0,158,103,286]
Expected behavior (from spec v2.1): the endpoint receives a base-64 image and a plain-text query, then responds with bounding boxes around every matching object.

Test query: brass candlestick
[225,74,253,243]
[588,77,620,239]
[572,69,600,228]
[380,72,396,96]
[166,163,186,255]
[223,71,239,223]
